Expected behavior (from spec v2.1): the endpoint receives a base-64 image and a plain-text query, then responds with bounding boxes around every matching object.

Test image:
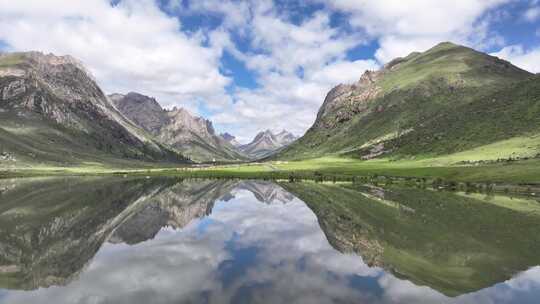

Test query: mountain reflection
[282,182,540,297]
[0,177,539,304]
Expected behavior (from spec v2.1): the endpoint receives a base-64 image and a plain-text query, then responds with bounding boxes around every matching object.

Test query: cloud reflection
[1,180,540,304]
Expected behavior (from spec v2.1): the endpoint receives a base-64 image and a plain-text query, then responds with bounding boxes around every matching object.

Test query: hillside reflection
[0,177,539,303]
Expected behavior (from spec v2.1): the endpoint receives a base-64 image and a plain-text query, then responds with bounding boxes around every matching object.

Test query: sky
[0,0,539,143]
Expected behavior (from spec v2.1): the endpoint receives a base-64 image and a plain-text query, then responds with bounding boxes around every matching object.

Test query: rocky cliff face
[240,129,297,159]
[110,93,245,162]
[0,52,187,165]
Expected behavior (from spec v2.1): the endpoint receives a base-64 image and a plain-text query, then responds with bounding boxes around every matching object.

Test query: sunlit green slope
[277,42,538,161]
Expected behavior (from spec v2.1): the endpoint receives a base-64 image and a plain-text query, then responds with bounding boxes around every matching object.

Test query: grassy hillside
[0,52,188,167]
[0,109,185,169]
[0,176,171,289]
[277,42,537,161]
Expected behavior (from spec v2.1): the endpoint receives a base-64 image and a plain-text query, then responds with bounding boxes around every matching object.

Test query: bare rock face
[315,69,383,129]
[111,92,167,134]
[110,93,245,162]
[161,107,217,145]
[1,79,26,100]
[274,130,297,146]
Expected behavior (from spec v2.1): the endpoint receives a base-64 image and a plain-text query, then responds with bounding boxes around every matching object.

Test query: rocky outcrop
[315,69,383,129]
[110,92,167,134]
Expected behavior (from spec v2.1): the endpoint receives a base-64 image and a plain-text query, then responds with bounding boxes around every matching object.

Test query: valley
[2,2,540,303]
[1,43,538,187]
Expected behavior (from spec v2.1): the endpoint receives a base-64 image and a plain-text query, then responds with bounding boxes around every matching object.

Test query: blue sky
[0,0,539,142]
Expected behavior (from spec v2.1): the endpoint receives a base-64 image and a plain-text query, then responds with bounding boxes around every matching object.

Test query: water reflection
[0,177,539,303]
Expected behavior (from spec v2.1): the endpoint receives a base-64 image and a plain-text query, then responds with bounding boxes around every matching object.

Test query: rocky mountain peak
[220,132,240,147]
[240,129,297,159]
[110,92,167,134]
[254,129,276,140]
[276,131,297,146]
[166,107,215,135]
[358,70,380,86]
[110,92,245,162]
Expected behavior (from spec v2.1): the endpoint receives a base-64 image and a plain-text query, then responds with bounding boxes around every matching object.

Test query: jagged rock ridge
[110,92,245,162]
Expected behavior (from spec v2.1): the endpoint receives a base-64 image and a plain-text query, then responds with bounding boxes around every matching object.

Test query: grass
[2,154,539,188]
[0,53,24,68]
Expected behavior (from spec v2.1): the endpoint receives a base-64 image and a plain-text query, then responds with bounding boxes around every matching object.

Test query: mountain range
[0,52,295,165]
[1,41,539,167]
[110,92,297,162]
[110,92,246,162]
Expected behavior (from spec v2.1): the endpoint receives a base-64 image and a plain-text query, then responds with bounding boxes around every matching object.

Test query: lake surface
[0,177,540,303]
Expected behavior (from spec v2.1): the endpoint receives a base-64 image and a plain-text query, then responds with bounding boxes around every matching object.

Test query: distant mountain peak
[240,129,298,159]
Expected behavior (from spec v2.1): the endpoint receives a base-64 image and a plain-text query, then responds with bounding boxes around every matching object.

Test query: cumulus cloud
[205,0,512,140]
[0,0,530,141]
[492,45,540,73]
[525,6,540,22]
[322,0,510,63]
[185,1,379,140]
[0,0,230,113]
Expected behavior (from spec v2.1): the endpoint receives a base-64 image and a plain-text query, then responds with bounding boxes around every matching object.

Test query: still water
[0,177,539,303]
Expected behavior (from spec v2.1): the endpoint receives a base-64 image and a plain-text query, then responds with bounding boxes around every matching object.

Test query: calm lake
[0,177,540,303]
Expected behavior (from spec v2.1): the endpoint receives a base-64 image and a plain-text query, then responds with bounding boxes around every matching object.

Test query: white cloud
[211,0,514,141]
[0,0,527,142]
[211,57,379,142]
[0,0,230,114]
[323,0,510,63]
[525,6,540,22]
[191,1,379,140]
[492,44,540,73]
